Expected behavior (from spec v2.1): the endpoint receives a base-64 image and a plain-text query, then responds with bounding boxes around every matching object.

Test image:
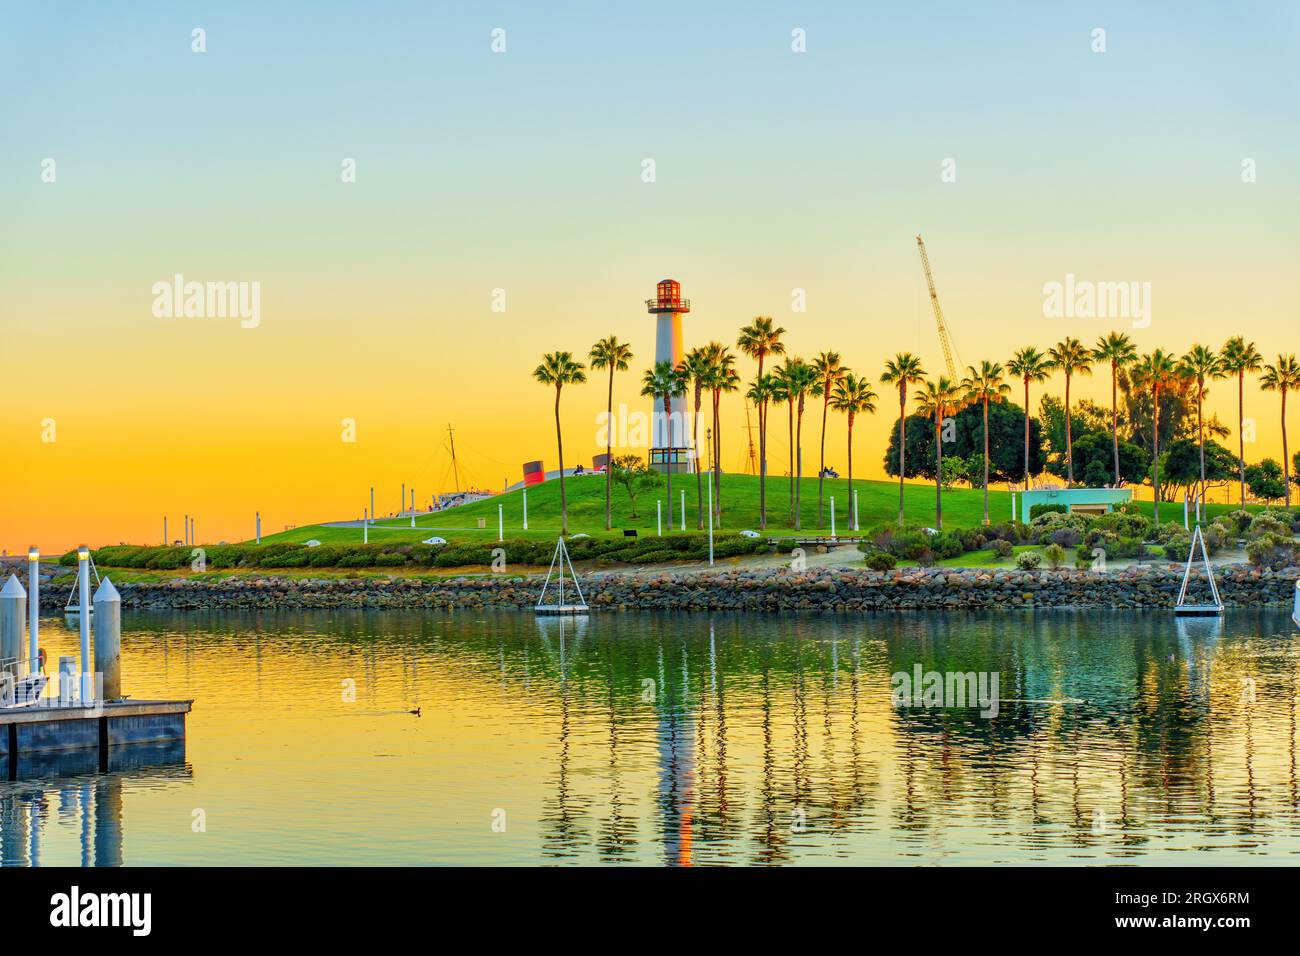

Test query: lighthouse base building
[645,279,693,475]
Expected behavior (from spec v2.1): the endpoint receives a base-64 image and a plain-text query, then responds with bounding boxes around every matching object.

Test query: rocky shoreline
[14,563,1298,613]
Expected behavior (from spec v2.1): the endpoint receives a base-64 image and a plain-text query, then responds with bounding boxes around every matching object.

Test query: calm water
[2,608,1299,866]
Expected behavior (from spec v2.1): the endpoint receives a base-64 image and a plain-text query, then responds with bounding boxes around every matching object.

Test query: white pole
[680,490,685,531]
[256,512,261,544]
[1183,495,1189,530]
[77,547,91,704]
[28,547,39,675]
[853,490,859,532]
[498,504,504,542]
[1011,491,1016,521]
[364,508,369,544]
[831,497,836,538]
[657,501,662,537]
[523,488,528,530]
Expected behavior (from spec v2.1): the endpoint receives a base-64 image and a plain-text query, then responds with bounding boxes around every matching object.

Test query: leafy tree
[533,351,587,534]
[885,400,1043,484]
[610,455,659,518]
[1066,432,1150,486]
[1245,458,1286,503]
[1162,438,1236,498]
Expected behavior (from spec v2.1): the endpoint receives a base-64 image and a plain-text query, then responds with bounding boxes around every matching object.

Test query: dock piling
[78,547,92,704]
[93,578,122,700]
[27,548,39,674]
[1,574,26,667]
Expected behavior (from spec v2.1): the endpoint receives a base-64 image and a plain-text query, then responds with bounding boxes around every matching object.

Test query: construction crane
[915,234,962,381]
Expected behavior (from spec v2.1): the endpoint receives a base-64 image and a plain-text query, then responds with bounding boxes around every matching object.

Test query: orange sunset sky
[3,4,1298,552]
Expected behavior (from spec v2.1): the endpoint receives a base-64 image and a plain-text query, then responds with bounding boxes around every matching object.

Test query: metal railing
[645,297,690,311]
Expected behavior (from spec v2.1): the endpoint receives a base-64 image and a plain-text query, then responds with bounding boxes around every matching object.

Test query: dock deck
[1,699,192,778]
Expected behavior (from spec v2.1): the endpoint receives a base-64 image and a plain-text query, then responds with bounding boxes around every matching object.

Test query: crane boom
[915,234,961,381]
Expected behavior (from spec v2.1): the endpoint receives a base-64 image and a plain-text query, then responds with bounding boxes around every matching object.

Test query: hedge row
[62,534,766,571]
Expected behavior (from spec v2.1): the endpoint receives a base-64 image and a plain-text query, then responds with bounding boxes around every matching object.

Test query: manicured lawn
[255,474,1017,546]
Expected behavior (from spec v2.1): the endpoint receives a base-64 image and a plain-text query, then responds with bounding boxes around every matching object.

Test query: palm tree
[746,374,778,529]
[1047,337,1092,486]
[1261,354,1300,508]
[811,351,847,528]
[1131,349,1179,523]
[961,361,1011,525]
[1007,346,1052,492]
[1090,332,1138,486]
[703,342,737,524]
[770,361,797,514]
[782,359,820,530]
[1178,343,1225,513]
[641,361,688,529]
[1220,336,1263,507]
[914,376,961,530]
[588,336,633,531]
[532,351,587,535]
[880,353,927,526]
[829,374,878,531]
[681,347,713,530]
[737,317,786,484]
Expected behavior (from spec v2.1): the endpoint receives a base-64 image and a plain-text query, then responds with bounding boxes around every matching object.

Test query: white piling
[498,504,504,542]
[523,488,528,530]
[680,490,686,531]
[1011,492,1017,521]
[93,578,121,700]
[1183,496,1189,530]
[657,501,662,537]
[27,548,39,674]
[363,508,369,544]
[77,547,92,704]
[854,490,859,532]
[0,574,26,672]
[830,497,836,538]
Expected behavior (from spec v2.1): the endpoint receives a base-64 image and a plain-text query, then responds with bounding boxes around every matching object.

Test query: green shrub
[337,551,375,568]
[1029,504,1067,520]
[1246,533,1300,570]
[987,539,1014,559]
[1016,551,1042,570]
[863,551,897,571]
[1042,543,1066,569]
[1163,534,1192,560]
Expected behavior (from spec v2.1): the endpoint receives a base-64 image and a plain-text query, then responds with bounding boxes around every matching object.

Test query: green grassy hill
[258,474,1017,546]
[256,473,1264,547]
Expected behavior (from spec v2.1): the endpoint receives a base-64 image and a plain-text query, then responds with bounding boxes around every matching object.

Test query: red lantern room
[646,279,690,313]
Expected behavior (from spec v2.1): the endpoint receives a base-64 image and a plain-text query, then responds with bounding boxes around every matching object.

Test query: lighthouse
[645,279,691,474]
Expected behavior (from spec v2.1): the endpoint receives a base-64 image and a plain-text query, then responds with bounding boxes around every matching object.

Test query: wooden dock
[1,699,191,778]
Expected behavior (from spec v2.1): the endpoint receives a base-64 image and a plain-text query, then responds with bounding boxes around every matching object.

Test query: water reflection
[1,608,1296,865]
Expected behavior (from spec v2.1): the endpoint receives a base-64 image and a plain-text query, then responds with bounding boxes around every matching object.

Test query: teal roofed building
[1017,487,1133,523]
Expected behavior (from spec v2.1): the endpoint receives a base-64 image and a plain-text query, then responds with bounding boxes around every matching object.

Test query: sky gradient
[3,2,1298,551]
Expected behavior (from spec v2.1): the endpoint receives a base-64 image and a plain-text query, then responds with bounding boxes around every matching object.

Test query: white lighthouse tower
[646,279,691,474]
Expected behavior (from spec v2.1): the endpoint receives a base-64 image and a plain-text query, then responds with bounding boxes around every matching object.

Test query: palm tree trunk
[794,405,804,531]
[758,400,768,530]
[787,403,794,515]
[1284,389,1292,509]
[604,368,614,530]
[934,410,943,530]
[897,388,907,527]
[693,386,704,530]
[1238,372,1246,507]
[1065,374,1073,487]
[663,396,674,528]
[1111,364,1120,485]
[982,396,990,525]
[1196,387,1206,516]
[847,413,855,530]
[555,386,568,535]
[1023,377,1031,492]
[711,389,722,525]
[817,392,829,527]
[1152,386,1161,524]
